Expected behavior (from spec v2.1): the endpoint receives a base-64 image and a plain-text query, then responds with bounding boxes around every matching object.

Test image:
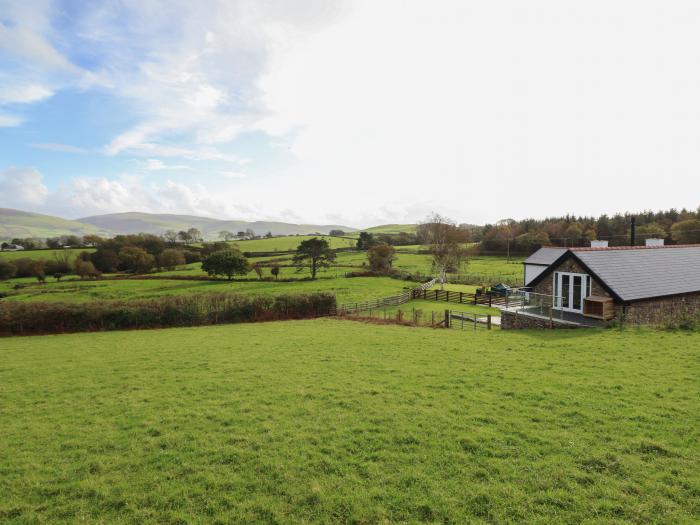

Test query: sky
[1,0,700,228]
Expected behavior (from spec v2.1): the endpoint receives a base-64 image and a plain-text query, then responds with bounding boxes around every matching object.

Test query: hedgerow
[0,292,336,336]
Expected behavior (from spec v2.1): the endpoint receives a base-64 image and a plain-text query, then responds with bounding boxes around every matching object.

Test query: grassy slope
[229,235,356,252]
[0,276,413,304]
[0,209,105,240]
[1,320,698,523]
[0,248,94,262]
[347,224,418,236]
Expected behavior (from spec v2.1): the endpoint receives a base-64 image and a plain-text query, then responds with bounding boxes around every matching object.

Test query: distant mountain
[75,212,356,238]
[0,208,107,239]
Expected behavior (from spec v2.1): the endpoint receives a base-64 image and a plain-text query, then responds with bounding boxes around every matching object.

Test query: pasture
[227,235,356,252]
[1,320,698,523]
[0,275,412,304]
[0,248,94,262]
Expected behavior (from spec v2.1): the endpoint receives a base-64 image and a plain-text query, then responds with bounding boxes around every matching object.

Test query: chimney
[591,240,609,248]
[630,217,636,246]
[645,238,665,247]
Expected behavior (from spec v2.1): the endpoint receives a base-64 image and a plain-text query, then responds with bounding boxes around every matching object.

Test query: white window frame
[553,271,591,312]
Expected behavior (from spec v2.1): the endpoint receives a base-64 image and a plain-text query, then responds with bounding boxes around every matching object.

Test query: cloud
[0,114,24,127]
[2,167,260,220]
[0,83,54,104]
[0,168,49,207]
[142,159,189,171]
[32,142,87,154]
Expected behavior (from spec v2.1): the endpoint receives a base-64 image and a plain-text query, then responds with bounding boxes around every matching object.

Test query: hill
[0,208,355,240]
[0,208,106,239]
[76,212,356,238]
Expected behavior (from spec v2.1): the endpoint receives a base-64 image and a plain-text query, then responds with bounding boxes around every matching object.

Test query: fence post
[459,292,463,304]
[488,293,492,308]
[487,315,492,330]
[444,310,450,328]
[446,290,450,302]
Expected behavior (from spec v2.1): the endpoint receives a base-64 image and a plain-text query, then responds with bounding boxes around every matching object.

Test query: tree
[636,223,667,245]
[293,238,336,279]
[245,228,255,238]
[218,230,236,241]
[177,230,192,244]
[329,229,345,236]
[671,219,700,244]
[163,230,179,245]
[159,249,186,270]
[82,234,105,247]
[252,263,263,279]
[91,249,120,273]
[75,259,100,280]
[187,228,203,243]
[367,242,397,273]
[119,246,156,274]
[32,261,46,283]
[201,250,250,280]
[0,260,16,280]
[270,265,280,280]
[417,213,470,288]
[237,231,246,239]
[356,232,375,250]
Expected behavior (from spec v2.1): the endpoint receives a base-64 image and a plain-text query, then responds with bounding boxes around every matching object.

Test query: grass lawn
[0,320,698,523]
[0,276,413,304]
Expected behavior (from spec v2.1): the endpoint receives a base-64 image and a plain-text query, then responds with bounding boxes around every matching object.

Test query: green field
[1,320,698,523]
[228,235,356,252]
[0,276,413,304]
[0,248,94,262]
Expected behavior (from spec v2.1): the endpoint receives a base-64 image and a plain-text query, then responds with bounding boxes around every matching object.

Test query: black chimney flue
[630,217,636,246]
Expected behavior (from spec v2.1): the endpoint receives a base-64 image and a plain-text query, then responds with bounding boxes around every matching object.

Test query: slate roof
[523,247,567,266]
[569,245,700,301]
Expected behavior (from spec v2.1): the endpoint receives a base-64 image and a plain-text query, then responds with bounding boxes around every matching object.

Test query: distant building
[1,243,24,251]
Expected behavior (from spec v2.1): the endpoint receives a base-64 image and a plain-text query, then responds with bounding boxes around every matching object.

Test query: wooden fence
[335,278,437,315]
[412,288,521,308]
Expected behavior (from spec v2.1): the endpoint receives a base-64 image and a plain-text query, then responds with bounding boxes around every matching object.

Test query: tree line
[475,206,700,254]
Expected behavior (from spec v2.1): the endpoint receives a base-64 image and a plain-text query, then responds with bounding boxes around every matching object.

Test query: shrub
[183,250,202,264]
[367,242,397,273]
[0,292,336,336]
[75,259,101,280]
[659,312,700,331]
[0,260,16,281]
[159,249,186,270]
[11,258,37,278]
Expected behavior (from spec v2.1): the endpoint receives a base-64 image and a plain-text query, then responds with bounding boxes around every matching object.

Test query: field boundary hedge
[0,292,336,336]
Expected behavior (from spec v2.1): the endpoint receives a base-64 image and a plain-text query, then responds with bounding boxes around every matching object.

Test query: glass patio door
[553,272,589,312]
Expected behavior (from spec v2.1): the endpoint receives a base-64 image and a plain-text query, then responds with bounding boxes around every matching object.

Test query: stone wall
[501,310,580,330]
[531,257,610,299]
[622,293,700,325]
